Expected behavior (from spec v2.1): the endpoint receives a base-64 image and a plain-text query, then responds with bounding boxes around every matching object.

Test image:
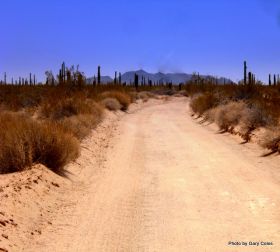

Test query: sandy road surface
[23,98,280,251]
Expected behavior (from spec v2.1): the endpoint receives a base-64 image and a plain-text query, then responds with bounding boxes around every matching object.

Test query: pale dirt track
[27,98,280,251]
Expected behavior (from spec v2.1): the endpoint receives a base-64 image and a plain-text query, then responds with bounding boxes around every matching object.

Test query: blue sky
[0,0,280,82]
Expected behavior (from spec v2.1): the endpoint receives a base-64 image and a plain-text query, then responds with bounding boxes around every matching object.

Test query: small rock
[0,247,8,252]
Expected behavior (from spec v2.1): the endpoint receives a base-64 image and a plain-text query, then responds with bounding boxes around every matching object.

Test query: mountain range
[87,70,232,85]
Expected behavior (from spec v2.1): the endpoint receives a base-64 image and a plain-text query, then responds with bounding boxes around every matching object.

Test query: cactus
[33,74,36,85]
[244,61,247,85]
[93,75,96,86]
[269,74,271,86]
[29,73,32,85]
[134,73,139,90]
[273,74,276,86]
[97,66,101,85]
[114,71,117,84]
[119,72,121,85]
[248,72,252,85]
[4,72,6,84]
[62,62,66,84]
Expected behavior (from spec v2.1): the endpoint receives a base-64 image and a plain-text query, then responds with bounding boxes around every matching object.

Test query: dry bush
[58,102,103,139]
[137,91,155,100]
[59,113,102,140]
[100,91,131,111]
[190,92,218,116]
[40,97,100,120]
[0,112,79,174]
[101,98,121,111]
[214,101,247,131]
[208,101,267,141]
[40,97,103,139]
[261,128,280,153]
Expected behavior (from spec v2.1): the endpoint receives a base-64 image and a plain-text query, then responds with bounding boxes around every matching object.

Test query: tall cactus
[119,72,121,85]
[274,74,276,86]
[97,66,101,85]
[248,72,252,85]
[269,74,271,86]
[244,61,247,85]
[4,72,6,84]
[114,71,117,84]
[134,73,139,90]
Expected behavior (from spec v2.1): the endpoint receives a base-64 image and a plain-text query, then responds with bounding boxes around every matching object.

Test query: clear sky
[0,0,280,83]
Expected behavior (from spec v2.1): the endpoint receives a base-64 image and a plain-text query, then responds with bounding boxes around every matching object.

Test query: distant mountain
[86,70,232,85]
[86,76,113,84]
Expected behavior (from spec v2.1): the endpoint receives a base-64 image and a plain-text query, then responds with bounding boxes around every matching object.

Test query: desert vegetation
[0,63,185,175]
[188,61,280,152]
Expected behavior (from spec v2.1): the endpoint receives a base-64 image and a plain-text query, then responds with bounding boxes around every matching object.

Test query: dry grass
[204,101,268,141]
[0,112,79,174]
[137,91,156,100]
[190,93,218,116]
[100,91,131,111]
[261,128,280,153]
[40,97,100,120]
[40,97,103,140]
[101,98,121,111]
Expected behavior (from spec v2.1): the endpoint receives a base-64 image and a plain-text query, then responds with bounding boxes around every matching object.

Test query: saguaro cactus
[29,73,32,85]
[119,72,121,85]
[244,61,247,85]
[93,75,96,86]
[248,72,252,85]
[114,71,117,84]
[274,74,276,86]
[134,73,139,89]
[269,74,271,86]
[4,72,6,84]
[97,66,101,85]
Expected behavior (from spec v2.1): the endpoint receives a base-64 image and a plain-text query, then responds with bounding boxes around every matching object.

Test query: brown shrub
[100,91,131,111]
[101,98,121,111]
[137,91,155,100]
[0,112,79,174]
[190,93,218,116]
[261,128,280,153]
[208,101,268,141]
[40,97,100,120]
[58,113,102,140]
[214,101,247,131]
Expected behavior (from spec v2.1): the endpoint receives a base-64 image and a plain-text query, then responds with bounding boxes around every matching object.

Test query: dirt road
[25,97,280,251]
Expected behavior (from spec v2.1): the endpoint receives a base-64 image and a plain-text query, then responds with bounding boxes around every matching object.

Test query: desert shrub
[100,91,131,111]
[40,97,100,120]
[190,92,219,116]
[101,98,121,111]
[238,105,268,141]
[261,128,280,153]
[208,101,268,140]
[59,113,102,140]
[0,112,79,174]
[137,91,155,100]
